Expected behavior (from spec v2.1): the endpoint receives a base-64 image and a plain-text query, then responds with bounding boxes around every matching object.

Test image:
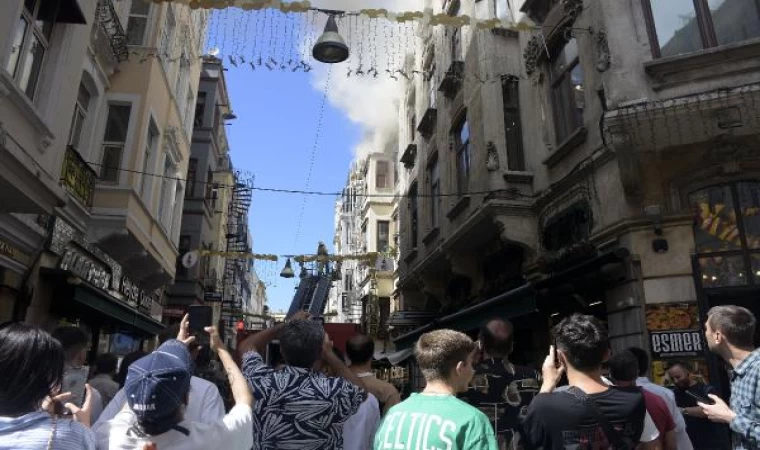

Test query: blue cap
[124,340,192,423]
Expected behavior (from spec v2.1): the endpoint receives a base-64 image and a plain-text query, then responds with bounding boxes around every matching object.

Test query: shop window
[550,38,584,144]
[690,181,760,287]
[6,0,56,100]
[100,103,132,182]
[642,0,760,59]
[126,0,151,46]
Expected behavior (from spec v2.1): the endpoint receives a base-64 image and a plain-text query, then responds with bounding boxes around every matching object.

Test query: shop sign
[204,292,222,302]
[162,307,185,318]
[120,276,159,312]
[649,330,704,359]
[59,248,112,291]
[0,240,16,259]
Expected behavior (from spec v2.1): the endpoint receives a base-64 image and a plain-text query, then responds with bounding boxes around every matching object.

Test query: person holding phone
[94,315,254,450]
[51,326,104,424]
[0,322,96,449]
[666,362,729,449]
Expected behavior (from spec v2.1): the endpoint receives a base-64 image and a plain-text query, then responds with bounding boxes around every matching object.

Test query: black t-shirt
[460,358,541,449]
[522,386,646,450]
[672,383,728,450]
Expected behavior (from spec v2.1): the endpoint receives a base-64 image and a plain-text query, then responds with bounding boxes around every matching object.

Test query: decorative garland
[157,0,537,31]
[198,249,398,262]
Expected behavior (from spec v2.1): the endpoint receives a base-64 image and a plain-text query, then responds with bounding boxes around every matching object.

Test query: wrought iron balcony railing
[61,146,97,207]
[96,0,129,63]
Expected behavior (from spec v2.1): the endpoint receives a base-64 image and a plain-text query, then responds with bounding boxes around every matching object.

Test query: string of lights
[82,160,537,200]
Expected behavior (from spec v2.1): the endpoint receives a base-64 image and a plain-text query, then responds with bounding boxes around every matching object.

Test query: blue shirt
[242,351,364,450]
[730,348,760,449]
[0,411,95,450]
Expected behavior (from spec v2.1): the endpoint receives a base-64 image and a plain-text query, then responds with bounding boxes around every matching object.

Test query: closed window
[6,0,55,100]
[158,153,177,230]
[127,0,151,46]
[376,160,390,189]
[159,5,176,66]
[194,91,206,127]
[377,221,390,252]
[550,38,584,144]
[100,104,132,182]
[453,115,471,195]
[140,121,159,197]
[428,154,440,227]
[184,86,195,136]
[68,83,92,150]
[502,76,525,171]
[643,0,760,58]
[186,158,197,198]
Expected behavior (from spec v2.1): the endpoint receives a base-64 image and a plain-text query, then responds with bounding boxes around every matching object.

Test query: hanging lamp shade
[312,15,349,64]
[280,258,295,278]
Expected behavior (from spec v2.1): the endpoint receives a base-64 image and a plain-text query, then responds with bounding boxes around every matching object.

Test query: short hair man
[460,318,540,450]
[239,311,367,450]
[373,329,497,450]
[89,353,119,409]
[626,347,693,450]
[346,334,401,415]
[698,305,760,449]
[94,323,225,431]
[609,351,677,450]
[523,314,659,449]
[52,326,104,423]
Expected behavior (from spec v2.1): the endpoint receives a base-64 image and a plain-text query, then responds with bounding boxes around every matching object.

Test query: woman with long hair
[0,322,95,449]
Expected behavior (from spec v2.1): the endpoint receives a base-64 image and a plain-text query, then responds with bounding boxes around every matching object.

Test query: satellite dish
[182,251,199,269]
[209,47,220,56]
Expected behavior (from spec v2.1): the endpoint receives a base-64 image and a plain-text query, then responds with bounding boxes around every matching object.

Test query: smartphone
[61,366,89,413]
[686,390,716,405]
[189,305,213,333]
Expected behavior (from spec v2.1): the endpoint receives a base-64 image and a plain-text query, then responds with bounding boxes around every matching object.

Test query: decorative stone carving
[486,141,500,171]
[596,30,611,72]
[563,0,584,19]
[523,36,541,76]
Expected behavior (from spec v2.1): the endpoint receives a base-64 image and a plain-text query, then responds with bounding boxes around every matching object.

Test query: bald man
[346,334,401,416]
[461,318,541,450]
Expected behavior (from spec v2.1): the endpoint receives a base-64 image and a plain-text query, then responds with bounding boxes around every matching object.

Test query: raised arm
[239,310,311,355]
[206,326,253,408]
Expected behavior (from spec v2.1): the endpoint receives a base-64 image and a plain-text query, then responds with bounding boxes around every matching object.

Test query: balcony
[417,108,438,138]
[61,146,97,207]
[91,0,128,68]
[438,61,465,98]
[400,143,417,169]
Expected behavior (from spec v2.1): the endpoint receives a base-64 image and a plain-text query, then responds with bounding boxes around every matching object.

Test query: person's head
[51,326,90,366]
[706,305,756,355]
[607,350,639,386]
[626,347,650,377]
[279,319,325,368]
[415,329,476,392]
[346,334,374,366]
[553,314,610,373]
[666,361,693,388]
[117,350,147,388]
[478,318,515,358]
[0,322,65,416]
[125,340,191,435]
[94,352,118,376]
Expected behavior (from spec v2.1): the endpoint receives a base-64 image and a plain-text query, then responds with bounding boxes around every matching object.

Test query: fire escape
[221,172,253,329]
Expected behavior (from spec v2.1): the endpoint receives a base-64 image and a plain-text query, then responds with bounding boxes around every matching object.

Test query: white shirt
[93,376,225,433]
[637,377,694,450]
[95,403,253,450]
[342,393,381,450]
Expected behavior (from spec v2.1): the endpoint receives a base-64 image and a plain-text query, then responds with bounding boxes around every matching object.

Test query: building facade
[393,0,760,404]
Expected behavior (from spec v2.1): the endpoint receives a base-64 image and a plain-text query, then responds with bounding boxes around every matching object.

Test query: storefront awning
[71,285,165,336]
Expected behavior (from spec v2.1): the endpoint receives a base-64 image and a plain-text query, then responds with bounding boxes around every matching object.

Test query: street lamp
[312,15,349,64]
[280,258,295,278]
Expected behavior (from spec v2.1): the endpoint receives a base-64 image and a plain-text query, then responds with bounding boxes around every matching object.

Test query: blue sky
[224,68,359,312]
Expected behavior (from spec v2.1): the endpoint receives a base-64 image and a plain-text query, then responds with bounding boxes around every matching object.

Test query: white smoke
[309,0,410,158]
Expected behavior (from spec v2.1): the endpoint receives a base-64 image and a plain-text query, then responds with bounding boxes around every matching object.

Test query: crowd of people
[0,305,759,449]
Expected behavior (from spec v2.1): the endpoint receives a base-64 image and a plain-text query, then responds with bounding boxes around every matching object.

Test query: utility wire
[82,160,538,199]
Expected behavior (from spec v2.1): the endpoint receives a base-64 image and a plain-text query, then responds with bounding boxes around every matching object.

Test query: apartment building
[392,0,760,409]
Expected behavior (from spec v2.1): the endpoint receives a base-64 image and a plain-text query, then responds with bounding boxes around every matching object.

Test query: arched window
[689,181,760,288]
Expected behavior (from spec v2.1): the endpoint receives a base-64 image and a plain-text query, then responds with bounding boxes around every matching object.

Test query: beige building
[393,0,760,407]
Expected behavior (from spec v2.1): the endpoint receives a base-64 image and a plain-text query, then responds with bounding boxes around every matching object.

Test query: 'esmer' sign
[649,330,704,359]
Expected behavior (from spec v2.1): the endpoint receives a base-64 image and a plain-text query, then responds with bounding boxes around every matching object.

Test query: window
[428,74,437,108]
[690,181,760,287]
[100,104,132,182]
[453,115,471,195]
[451,28,462,62]
[502,76,525,171]
[194,91,206,127]
[377,221,390,252]
[409,113,416,142]
[126,0,151,46]
[184,86,195,136]
[6,0,55,100]
[158,153,177,230]
[175,52,190,104]
[550,38,584,144]
[410,183,419,248]
[159,5,176,67]
[376,160,390,189]
[186,158,197,198]
[428,154,440,227]
[68,83,91,150]
[643,0,760,58]
[140,121,159,197]
[493,0,515,21]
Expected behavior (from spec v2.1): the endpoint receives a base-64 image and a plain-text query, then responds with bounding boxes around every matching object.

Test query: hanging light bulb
[312,15,350,64]
[280,258,295,278]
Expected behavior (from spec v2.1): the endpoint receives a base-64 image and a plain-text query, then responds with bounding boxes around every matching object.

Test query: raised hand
[177,314,196,346]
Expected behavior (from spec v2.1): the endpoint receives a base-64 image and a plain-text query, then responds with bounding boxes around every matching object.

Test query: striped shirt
[0,411,96,450]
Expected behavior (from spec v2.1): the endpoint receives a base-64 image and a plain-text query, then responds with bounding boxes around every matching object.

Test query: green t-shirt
[373,393,498,450]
